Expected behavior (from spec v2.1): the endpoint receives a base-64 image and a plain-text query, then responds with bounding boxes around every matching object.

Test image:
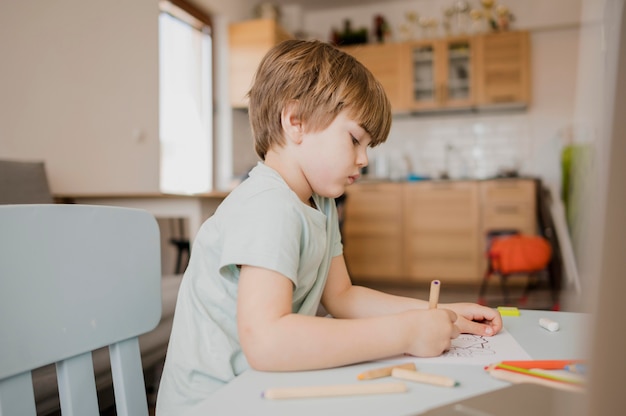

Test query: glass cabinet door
[444,39,473,106]
[411,44,437,108]
[408,37,474,111]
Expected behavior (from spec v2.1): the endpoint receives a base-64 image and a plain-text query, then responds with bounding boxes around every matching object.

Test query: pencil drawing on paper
[411,328,531,365]
[442,334,496,358]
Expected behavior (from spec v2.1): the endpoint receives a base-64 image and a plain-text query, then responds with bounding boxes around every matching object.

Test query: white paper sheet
[408,328,532,365]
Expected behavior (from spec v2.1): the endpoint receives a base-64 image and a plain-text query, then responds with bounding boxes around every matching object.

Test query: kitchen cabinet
[474,31,531,107]
[342,182,405,282]
[228,19,292,108]
[405,36,476,111]
[480,178,537,236]
[341,37,475,112]
[403,181,482,283]
[339,31,530,113]
[342,179,537,284]
[340,43,408,112]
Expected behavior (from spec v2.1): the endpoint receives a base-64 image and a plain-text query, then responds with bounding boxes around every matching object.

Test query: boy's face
[297,110,370,199]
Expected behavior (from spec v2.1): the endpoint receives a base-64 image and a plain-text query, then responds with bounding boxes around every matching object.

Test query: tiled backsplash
[367,112,536,181]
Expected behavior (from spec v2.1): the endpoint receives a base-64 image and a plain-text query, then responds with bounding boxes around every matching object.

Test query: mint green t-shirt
[156,163,343,415]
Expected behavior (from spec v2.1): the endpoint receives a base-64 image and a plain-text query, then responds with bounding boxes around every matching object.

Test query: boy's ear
[281,101,304,144]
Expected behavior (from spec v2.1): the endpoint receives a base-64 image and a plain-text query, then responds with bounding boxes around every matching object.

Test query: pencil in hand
[429,279,440,309]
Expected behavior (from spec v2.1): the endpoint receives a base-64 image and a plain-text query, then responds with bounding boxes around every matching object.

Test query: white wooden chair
[0,204,161,415]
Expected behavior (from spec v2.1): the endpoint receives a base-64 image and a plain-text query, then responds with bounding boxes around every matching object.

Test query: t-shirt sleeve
[219,189,303,284]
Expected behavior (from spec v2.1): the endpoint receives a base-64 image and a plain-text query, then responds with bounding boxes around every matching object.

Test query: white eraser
[539,317,560,332]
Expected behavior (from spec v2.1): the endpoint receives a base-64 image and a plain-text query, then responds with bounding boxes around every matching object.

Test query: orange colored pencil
[498,360,585,370]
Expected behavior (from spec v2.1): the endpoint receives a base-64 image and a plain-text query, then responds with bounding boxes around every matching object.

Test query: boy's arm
[321,256,502,336]
[237,264,458,372]
[321,255,428,318]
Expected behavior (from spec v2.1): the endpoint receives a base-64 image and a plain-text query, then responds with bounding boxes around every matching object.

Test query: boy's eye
[351,134,360,145]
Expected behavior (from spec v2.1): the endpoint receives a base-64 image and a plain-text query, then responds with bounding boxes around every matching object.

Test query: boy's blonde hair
[248,39,392,160]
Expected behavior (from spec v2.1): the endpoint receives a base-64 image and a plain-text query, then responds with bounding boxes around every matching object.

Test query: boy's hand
[440,302,503,336]
[404,308,459,357]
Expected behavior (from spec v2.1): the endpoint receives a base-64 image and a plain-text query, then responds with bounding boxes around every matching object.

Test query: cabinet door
[228,19,292,108]
[403,181,482,283]
[343,183,404,282]
[480,179,537,236]
[341,43,408,112]
[407,40,438,110]
[475,31,531,106]
[442,37,475,108]
[408,37,475,111]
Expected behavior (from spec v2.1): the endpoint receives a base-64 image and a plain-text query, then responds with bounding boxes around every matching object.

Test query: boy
[156,39,502,414]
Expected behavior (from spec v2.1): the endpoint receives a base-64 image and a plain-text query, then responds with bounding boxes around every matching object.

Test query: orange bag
[489,235,552,274]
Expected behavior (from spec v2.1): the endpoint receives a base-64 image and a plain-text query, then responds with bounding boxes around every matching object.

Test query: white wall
[0,0,253,195]
[0,0,160,194]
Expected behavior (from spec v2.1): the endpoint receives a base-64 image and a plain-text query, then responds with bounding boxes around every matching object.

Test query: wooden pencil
[429,279,440,309]
[357,362,417,380]
[391,368,459,387]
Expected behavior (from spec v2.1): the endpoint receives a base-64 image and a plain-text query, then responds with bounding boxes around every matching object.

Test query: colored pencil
[391,368,459,387]
[486,367,585,393]
[494,363,584,385]
[498,360,585,370]
[565,363,587,375]
[357,362,417,380]
[429,279,440,309]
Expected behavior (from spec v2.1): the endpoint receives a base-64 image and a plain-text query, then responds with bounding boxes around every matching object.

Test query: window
[159,0,212,194]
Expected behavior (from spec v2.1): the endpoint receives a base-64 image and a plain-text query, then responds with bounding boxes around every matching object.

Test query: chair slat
[56,352,99,416]
[0,372,37,416]
[110,338,149,416]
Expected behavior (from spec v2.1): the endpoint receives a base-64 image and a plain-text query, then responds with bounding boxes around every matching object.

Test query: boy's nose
[357,149,368,167]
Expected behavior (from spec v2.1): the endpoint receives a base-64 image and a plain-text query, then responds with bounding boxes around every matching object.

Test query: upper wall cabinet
[340,30,531,114]
[405,36,475,111]
[474,31,531,107]
[229,19,292,108]
[340,43,408,112]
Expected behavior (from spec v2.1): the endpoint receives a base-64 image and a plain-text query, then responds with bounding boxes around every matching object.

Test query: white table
[186,310,589,416]
[55,192,228,242]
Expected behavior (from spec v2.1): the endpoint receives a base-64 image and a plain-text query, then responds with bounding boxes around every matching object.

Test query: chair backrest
[0,204,161,416]
[0,159,53,204]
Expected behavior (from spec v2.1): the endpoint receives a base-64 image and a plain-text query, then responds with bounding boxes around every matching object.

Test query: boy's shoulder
[232,164,290,198]
[220,164,298,213]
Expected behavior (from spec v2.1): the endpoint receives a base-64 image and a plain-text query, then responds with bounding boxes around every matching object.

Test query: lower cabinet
[404,181,482,283]
[342,179,537,284]
[342,182,404,281]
